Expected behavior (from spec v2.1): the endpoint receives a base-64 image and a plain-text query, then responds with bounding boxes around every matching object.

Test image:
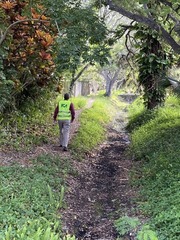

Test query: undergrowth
[0,154,73,239]
[127,95,180,240]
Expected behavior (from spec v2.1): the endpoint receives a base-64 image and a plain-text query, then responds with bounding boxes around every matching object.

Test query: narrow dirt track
[60,110,138,240]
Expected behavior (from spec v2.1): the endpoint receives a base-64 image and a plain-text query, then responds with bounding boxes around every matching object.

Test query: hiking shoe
[63,147,68,151]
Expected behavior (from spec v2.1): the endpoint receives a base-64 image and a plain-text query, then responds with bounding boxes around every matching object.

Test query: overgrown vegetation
[0,90,56,150]
[127,95,180,240]
[134,24,172,110]
[0,154,72,239]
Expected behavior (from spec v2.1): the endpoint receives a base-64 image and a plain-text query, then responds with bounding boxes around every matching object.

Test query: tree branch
[107,0,180,54]
[159,0,180,13]
[74,63,90,81]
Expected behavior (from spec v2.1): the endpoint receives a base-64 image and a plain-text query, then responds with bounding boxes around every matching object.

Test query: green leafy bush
[114,216,140,236]
[137,225,158,240]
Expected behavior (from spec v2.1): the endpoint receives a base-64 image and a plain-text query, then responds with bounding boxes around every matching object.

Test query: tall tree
[44,0,110,94]
[93,0,179,108]
[98,0,180,54]
[100,43,128,97]
[135,25,170,109]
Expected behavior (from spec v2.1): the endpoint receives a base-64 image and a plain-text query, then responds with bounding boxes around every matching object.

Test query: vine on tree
[134,25,171,109]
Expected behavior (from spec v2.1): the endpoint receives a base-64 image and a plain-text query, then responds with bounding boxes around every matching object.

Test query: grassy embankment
[126,95,180,240]
[0,94,120,239]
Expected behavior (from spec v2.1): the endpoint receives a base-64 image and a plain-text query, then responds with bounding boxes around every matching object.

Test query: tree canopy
[96,0,180,54]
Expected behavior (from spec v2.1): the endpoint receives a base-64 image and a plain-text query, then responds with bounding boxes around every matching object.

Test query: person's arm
[70,103,75,122]
[53,106,59,121]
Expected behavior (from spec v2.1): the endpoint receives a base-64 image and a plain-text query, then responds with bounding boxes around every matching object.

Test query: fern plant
[114,216,140,236]
[137,225,158,240]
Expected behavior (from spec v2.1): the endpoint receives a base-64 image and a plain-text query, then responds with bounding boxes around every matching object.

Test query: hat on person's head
[64,93,70,100]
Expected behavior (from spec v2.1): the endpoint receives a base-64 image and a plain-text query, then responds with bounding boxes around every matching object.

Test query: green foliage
[45,0,109,74]
[0,48,15,112]
[0,89,57,150]
[0,154,72,239]
[114,216,140,236]
[128,95,180,239]
[134,25,171,109]
[114,216,158,239]
[0,78,14,113]
[126,97,157,132]
[3,220,60,240]
[137,225,158,240]
[70,97,116,154]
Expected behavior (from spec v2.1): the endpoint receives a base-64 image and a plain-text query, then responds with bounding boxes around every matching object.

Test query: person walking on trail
[53,93,75,151]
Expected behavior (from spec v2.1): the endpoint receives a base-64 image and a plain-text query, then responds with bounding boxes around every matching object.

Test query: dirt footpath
[61,110,138,240]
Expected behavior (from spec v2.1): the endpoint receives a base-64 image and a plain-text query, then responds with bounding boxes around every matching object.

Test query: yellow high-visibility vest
[57,100,71,120]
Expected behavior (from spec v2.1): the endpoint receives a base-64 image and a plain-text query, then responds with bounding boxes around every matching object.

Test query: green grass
[70,96,117,155]
[0,154,72,239]
[128,95,180,240]
[71,96,87,109]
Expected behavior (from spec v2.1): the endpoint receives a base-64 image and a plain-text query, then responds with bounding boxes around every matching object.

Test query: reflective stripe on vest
[57,100,71,120]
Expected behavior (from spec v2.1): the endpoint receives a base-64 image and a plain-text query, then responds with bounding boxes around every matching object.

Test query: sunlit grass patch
[70,97,116,154]
[71,96,87,109]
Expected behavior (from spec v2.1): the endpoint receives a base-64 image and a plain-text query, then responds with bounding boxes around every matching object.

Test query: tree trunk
[147,37,166,109]
[69,64,89,95]
[104,79,112,96]
[102,68,120,97]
